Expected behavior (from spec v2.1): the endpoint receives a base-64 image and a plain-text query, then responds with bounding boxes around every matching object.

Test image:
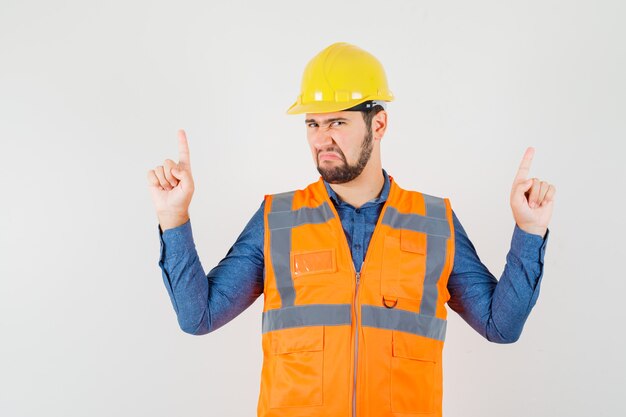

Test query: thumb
[512,178,533,203]
[171,168,186,181]
[521,178,533,193]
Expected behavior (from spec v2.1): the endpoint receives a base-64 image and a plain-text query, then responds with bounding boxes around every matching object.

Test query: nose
[311,128,334,151]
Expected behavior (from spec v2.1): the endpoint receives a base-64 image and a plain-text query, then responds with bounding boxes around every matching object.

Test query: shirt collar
[323,169,390,208]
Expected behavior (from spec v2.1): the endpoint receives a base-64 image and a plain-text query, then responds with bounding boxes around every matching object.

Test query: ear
[372,110,388,141]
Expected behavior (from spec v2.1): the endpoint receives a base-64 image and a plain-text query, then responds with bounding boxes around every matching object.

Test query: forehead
[304,111,362,124]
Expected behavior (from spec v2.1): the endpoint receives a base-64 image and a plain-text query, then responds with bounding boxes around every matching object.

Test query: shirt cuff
[158,219,196,259]
[510,224,549,263]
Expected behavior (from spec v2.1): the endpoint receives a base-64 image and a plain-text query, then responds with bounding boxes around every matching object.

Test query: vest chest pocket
[269,326,324,408]
[381,230,427,301]
[390,330,441,414]
[291,248,337,277]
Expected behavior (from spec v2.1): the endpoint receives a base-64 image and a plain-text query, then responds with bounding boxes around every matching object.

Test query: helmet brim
[286,95,393,115]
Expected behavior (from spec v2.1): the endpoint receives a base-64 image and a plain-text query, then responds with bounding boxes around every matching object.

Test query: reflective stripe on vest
[262,304,352,333]
[361,305,446,341]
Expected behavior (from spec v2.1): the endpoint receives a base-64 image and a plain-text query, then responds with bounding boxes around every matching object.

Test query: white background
[1,1,624,416]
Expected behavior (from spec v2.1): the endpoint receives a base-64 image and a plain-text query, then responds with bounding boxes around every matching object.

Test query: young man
[147,42,555,417]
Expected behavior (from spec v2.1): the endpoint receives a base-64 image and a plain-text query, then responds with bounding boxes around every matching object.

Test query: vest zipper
[321,180,394,417]
[352,269,361,417]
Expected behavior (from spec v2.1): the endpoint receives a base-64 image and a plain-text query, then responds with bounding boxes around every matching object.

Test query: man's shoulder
[262,178,328,214]
[389,179,453,223]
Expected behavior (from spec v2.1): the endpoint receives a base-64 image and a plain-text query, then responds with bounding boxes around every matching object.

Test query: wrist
[517,223,547,238]
[158,212,190,231]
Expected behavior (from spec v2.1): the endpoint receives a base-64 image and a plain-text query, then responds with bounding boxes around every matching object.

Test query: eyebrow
[304,117,349,125]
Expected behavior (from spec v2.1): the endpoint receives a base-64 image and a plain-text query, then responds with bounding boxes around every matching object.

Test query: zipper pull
[356,262,364,284]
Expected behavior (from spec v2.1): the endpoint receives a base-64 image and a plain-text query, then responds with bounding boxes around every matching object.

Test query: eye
[330,121,344,127]
[306,122,318,128]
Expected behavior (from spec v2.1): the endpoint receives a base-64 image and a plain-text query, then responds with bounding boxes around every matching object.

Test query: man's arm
[447,210,549,343]
[157,202,265,335]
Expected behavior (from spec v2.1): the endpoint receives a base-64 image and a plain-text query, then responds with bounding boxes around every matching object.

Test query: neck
[328,159,384,208]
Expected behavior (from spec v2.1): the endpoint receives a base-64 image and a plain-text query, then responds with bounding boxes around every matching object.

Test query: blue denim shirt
[157,170,549,343]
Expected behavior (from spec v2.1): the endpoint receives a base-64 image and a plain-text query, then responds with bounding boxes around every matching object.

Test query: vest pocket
[381,230,427,301]
[390,330,438,414]
[291,248,337,277]
[269,326,324,408]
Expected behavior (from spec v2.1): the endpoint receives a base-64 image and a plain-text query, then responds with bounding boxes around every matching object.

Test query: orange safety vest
[258,176,455,417]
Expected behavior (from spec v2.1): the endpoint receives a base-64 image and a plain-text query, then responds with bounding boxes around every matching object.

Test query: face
[305,111,374,184]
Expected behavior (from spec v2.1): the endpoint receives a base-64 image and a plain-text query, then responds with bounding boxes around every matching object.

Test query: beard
[316,130,373,184]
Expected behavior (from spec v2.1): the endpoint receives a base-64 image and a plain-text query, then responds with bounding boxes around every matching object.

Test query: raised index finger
[177,129,191,168]
[514,146,535,182]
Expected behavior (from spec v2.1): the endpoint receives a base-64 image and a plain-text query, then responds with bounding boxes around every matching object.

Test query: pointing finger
[514,147,535,183]
[178,129,191,169]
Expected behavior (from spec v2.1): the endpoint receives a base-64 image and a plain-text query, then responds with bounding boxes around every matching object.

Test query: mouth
[318,152,343,161]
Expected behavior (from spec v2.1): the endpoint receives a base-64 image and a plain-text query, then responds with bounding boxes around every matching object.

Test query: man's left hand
[510,147,556,238]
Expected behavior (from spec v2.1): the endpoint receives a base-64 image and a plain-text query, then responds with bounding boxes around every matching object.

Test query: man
[147,42,555,417]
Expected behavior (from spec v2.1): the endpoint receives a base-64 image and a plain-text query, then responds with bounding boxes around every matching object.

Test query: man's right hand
[147,129,195,231]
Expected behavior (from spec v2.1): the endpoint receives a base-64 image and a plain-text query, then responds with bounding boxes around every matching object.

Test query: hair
[361,105,385,135]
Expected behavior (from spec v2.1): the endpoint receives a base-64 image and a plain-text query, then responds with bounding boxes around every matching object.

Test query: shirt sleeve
[446,210,549,343]
[157,202,266,335]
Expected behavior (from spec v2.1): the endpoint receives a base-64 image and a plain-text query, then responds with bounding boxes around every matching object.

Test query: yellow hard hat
[287,42,394,114]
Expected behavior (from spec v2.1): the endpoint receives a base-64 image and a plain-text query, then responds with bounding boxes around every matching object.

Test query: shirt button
[355,244,361,249]
[355,209,361,214]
